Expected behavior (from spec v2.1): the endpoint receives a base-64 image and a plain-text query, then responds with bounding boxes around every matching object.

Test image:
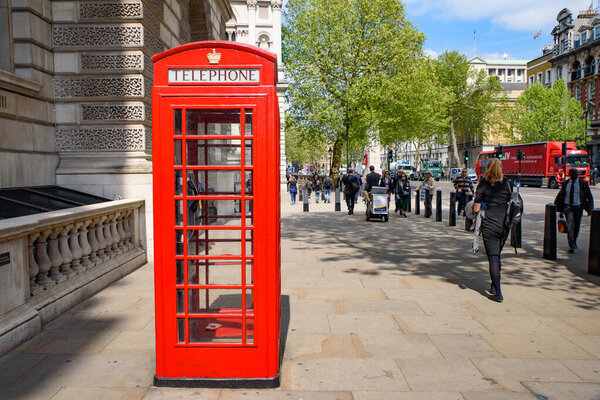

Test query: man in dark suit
[342,169,360,214]
[365,165,381,193]
[554,168,595,253]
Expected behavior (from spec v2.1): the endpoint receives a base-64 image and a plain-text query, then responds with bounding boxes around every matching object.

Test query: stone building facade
[0,0,235,256]
[550,7,600,169]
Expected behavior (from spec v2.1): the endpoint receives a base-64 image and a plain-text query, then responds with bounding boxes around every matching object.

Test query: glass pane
[244,109,252,136]
[175,229,184,255]
[176,289,184,314]
[175,200,183,226]
[187,259,243,285]
[246,318,254,344]
[186,109,240,136]
[186,170,252,196]
[189,318,243,343]
[177,318,185,343]
[186,139,242,166]
[188,289,251,313]
[187,199,242,227]
[245,201,253,226]
[186,229,242,256]
[245,140,252,166]
[176,259,184,284]
[245,289,254,311]
[245,230,253,256]
[175,170,183,196]
[245,260,253,285]
[174,140,182,165]
[174,109,182,136]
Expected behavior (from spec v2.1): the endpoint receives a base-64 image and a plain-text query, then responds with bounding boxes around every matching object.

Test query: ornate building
[227,0,287,182]
[0,0,234,255]
[550,7,600,169]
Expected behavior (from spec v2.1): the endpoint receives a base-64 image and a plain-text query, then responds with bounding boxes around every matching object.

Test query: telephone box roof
[152,40,278,64]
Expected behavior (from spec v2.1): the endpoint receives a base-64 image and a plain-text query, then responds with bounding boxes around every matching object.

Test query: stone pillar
[247,0,257,46]
[271,0,282,59]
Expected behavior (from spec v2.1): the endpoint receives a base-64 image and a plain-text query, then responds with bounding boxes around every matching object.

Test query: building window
[0,0,11,72]
[529,76,534,85]
[257,34,271,50]
[517,69,523,76]
[537,72,542,82]
[508,69,513,76]
[258,5,269,19]
[595,26,600,40]
[558,66,563,79]
[575,34,581,47]
[489,68,496,75]
[546,70,551,84]
[582,31,588,44]
[574,85,581,100]
[589,80,595,100]
[498,69,503,76]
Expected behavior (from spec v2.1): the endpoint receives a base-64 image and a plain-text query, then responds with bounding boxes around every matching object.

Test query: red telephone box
[151,41,281,387]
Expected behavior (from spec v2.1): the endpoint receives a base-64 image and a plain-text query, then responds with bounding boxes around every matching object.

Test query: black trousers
[345,192,356,212]
[565,204,584,247]
[457,190,467,215]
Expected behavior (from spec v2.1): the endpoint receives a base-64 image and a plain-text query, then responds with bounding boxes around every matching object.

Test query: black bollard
[407,190,412,213]
[510,220,522,249]
[415,189,420,215]
[543,203,557,261]
[299,185,303,202]
[464,193,473,231]
[449,191,456,227]
[303,188,309,212]
[589,209,600,275]
[424,188,432,218]
[335,187,341,212]
[436,190,442,222]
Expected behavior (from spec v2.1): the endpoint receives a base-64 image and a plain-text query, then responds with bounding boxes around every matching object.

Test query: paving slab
[473,315,581,335]
[395,315,489,335]
[219,390,353,399]
[521,382,600,400]
[353,391,465,400]
[0,385,61,400]
[564,335,600,358]
[396,359,494,392]
[461,393,536,400]
[428,334,501,359]
[345,300,425,316]
[481,334,596,359]
[51,387,148,400]
[144,387,221,400]
[360,333,442,359]
[472,358,582,392]
[559,359,600,381]
[0,353,47,386]
[328,315,403,334]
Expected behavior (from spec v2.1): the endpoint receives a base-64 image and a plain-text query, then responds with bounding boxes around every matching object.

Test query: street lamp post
[328,146,332,174]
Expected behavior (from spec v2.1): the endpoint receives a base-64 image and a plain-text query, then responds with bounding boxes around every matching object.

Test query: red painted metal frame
[152,42,280,382]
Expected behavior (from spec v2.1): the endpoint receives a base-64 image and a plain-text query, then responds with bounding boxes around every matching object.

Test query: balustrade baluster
[96,216,109,261]
[124,210,134,249]
[35,229,55,289]
[103,215,115,258]
[79,219,93,269]
[48,227,67,283]
[28,233,44,295]
[88,218,100,265]
[116,213,127,252]
[69,222,84,274]
[110,213,121,255]
[58,225,75,278]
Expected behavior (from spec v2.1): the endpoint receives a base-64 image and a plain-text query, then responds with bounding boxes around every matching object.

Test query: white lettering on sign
[168,68,260,83]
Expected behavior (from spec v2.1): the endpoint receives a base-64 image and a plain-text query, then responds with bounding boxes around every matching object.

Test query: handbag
[557,218,567,234]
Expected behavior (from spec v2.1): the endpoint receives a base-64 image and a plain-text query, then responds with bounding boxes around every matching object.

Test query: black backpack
[350,176,360,192]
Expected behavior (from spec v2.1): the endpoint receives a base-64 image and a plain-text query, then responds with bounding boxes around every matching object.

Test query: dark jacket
[554,178,594,213]
[365,171,381,192]
[379,177,392,193]
[393,178,411,197]
[342,174,360,195]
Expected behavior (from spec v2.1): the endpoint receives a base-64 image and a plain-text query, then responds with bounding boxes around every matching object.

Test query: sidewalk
[1,194,599,399]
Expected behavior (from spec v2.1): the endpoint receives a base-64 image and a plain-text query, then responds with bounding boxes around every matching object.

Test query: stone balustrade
[0,199,147,356]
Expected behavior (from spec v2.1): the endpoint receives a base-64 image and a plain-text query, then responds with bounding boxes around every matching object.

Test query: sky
[404,0,596,61]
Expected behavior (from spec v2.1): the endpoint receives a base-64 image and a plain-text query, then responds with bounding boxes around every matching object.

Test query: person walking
[396,173,411,217]
[454,168,474,216]
[342,169,360,215]
[593,167,599,186]
[305,179,313,201]
[323,175,334,203]
[288,175,298,205]
[314,180,322,204]
[554,168,594,253]
[365,165,381,193]
[473,159,512,303]
[379,170,393,206]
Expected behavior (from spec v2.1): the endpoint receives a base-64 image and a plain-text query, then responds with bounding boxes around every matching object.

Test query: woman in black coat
[473,159,512,303]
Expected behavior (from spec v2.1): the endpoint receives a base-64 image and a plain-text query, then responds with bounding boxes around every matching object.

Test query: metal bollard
[303,188,309,212]
[299,185,303,202]
[543,203,557,260]
[335,187,341,212]
[510,220,522,249]
[407,190,412,213]
[415,189,420,215]
[436,190,442,222]
[424,188,431,218]
[464,193,473,231]
[449,191,456,227]
[589,209,600,275]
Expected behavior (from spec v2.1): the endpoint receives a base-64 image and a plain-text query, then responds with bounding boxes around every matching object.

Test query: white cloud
[424,48,439,58]
[405,0,593,31]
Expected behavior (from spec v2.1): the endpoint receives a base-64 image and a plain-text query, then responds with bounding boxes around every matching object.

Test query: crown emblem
[207,49,221,64]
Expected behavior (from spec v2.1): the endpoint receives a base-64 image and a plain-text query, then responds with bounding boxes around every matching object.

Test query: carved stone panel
[55,77,144,98]
[52,25,143,47]
[79,2,143,19]
[81,53,144,71]
[81,104,145,121]
[56,127,146,151]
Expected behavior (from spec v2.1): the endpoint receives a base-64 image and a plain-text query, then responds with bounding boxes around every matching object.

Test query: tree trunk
[449,120,460,168]
[412,139,422,177]
[330,135,344,186]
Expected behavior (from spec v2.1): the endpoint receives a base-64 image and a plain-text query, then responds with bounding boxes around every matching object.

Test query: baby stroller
[366,186,389,222]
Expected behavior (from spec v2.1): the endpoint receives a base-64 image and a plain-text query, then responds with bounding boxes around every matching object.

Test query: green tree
[503,79,585,144]
[283,0,424,181]
[435,51,503,167]
[284,114,326,167]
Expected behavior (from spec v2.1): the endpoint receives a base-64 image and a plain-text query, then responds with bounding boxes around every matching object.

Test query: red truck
[477,141,590,189]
